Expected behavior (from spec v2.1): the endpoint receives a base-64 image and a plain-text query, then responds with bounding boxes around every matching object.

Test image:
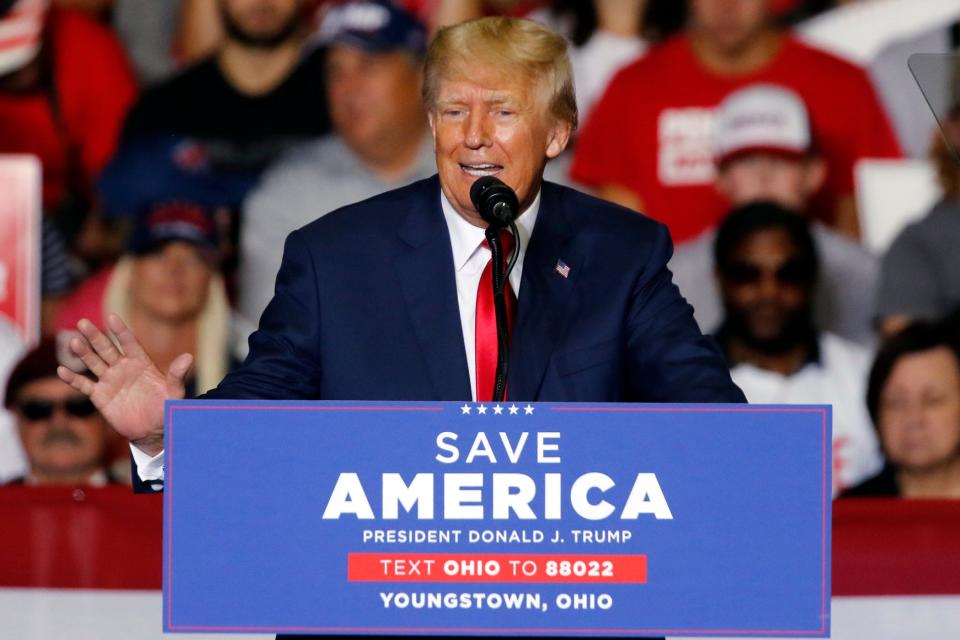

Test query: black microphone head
[469,176,519,228]
[469,176,499,209]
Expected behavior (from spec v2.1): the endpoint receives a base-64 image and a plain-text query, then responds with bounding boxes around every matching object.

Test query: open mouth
[459,163,503,177]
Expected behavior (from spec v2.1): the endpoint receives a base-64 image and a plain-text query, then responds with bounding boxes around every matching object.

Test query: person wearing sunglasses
[712,201,882,495]
[3,337,115,486]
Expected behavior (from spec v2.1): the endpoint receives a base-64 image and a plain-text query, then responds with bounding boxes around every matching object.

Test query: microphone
[470,176,519,228]
[469,177,521,403]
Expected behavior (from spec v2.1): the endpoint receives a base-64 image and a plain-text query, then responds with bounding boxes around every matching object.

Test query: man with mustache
[4,338,115,486]
[713,202,881,493]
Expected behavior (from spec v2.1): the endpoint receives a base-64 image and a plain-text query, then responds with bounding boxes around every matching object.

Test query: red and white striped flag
[0,0,49,76]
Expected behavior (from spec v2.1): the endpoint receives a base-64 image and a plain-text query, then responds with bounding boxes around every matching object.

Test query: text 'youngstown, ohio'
[379,591,614,612]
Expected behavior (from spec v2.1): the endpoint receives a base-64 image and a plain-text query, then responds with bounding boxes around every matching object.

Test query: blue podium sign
[163,401,831,637]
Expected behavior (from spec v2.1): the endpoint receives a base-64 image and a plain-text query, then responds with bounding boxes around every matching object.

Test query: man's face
[717,227,815,353]
[326,45,424,163]
[717,153,825,211]
[130,241,212,324]
[428,65,571,226]
[220,0,302,47]
[689,0,771,54]
[14,377,108,483]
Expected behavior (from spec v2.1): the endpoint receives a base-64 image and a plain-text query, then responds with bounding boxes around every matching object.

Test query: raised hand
[56,314,193,456]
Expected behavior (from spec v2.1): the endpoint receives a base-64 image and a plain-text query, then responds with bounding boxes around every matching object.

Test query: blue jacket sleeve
[626,223,746,404]
[204,229,324,400]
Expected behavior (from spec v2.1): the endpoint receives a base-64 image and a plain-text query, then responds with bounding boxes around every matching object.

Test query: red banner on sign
[348,553,647,584]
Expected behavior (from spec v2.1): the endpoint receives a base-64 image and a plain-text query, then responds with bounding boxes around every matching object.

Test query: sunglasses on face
[16,397,97,422]
[720,259,813,287]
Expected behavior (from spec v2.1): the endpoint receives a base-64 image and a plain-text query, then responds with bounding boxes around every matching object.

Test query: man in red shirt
[570,0,901,244]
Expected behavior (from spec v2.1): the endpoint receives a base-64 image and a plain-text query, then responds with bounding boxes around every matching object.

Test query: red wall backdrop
[2,488,959,597]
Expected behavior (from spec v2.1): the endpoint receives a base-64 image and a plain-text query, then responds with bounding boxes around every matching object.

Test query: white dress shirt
[441,188,539,401]
[132,188,542,483]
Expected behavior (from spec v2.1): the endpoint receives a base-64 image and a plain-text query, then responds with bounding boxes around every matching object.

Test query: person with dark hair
[714,201,881,494]
[842,321,960,498]
[120,0,326,146]
[3,338,116,486]
[101,0,331,281]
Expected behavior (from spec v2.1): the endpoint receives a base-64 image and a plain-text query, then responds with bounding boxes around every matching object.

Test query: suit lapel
[394,177,472,401]
[509,182,583,400]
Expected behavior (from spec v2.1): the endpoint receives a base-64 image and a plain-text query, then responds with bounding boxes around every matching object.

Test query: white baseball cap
[713,84,811,164]
[0,0,49,77]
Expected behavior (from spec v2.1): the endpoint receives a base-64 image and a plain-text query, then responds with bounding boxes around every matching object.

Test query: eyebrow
[436,93,519,106]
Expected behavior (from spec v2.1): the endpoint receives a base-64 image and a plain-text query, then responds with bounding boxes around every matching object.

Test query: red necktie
[475,229,516,402]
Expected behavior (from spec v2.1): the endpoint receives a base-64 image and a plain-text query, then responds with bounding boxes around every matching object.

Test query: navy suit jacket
[177,176,742,640]
[206,175,743,404]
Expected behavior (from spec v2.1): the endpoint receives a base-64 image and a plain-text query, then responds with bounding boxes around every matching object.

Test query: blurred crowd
[1,0,959,499]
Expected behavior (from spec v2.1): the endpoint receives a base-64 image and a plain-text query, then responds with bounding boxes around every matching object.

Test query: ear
[802,156,827,198]
[545,120,573,159]
[427,111,437,145]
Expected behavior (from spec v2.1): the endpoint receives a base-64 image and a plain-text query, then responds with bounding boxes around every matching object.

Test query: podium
[162,401,831,637]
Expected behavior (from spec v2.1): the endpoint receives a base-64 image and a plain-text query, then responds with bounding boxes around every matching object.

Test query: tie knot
[485,229,515,256]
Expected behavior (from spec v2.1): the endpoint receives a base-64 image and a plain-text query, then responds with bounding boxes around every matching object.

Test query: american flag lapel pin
[554,259,571,279]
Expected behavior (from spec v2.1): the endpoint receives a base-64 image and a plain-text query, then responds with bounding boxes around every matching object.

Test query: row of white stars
[461,404,535,415]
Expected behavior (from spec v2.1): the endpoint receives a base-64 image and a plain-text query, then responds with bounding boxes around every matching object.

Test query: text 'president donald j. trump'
[57,16,745,489]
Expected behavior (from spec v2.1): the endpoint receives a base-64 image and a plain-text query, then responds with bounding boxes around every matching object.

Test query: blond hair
[423,16,577,130]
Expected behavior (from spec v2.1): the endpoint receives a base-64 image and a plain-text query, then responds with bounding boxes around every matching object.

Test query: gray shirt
[876,199,960,322]
[113,0,179,85]
[670,222,879,347]
[238,133,437,336]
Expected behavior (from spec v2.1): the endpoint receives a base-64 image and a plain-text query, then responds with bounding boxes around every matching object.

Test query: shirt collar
[440,186,540,272]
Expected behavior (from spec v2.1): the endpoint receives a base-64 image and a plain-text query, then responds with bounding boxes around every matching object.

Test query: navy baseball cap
[127,201,219,257]
[316,0,426,55]
[97,135,258,220]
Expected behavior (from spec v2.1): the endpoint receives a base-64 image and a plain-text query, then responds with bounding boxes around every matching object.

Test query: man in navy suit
[57,15,743,492]
[57,14,742,640]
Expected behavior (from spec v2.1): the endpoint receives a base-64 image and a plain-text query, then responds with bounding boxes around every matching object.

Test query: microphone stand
[485,221,520,403]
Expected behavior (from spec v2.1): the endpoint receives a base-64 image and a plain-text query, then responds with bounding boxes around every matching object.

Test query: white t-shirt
[729,332,883,495]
